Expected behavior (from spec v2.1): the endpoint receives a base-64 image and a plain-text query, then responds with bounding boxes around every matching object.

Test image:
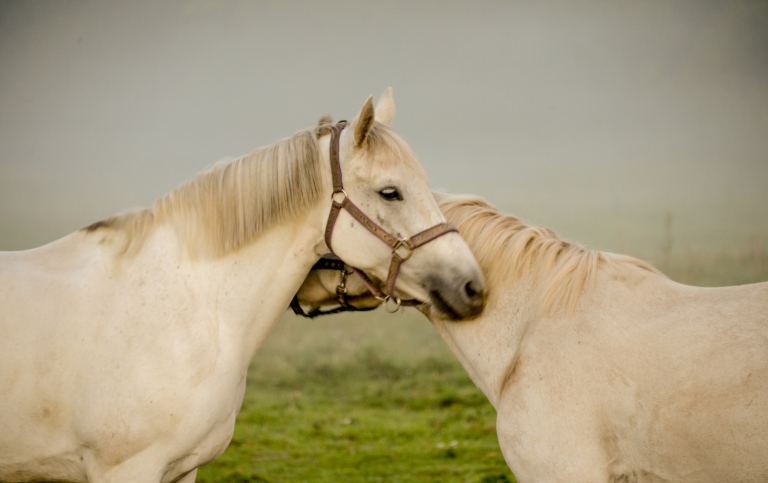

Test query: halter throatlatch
[291,120,458,318]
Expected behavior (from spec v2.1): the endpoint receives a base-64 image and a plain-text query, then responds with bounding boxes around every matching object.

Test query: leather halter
[324,121,457,306]
[291,120,458,318]
[289,255,379,319]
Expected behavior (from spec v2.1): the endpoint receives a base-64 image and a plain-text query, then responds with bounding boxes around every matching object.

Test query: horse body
[0,215,324,482]
[485,271,768,482]
[297,192,768,482]
[0,91,485,482]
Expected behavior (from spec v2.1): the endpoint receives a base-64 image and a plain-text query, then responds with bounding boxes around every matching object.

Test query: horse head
[313,89,485,320]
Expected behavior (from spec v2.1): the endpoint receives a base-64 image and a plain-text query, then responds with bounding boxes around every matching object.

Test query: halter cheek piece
[291,120,458,318]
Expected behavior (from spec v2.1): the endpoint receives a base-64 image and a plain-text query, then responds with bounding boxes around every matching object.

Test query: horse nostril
[465,280,481,299]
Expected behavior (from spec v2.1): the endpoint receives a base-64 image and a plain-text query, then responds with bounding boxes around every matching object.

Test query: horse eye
[378,187,403,201]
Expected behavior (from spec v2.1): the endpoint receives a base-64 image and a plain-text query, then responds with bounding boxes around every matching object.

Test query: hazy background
[2,0,767,260]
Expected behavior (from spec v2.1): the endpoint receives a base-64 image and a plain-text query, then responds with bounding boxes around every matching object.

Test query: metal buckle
[335,268,353,305]
[384,295,402,313]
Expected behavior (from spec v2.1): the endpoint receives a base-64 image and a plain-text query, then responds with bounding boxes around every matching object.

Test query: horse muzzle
[424,271,486,321]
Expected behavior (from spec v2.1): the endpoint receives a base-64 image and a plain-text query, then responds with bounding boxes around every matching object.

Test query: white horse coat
[0,92,485,483]
[298,192,768,482]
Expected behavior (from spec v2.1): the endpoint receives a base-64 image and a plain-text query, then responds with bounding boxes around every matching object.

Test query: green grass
[198,245,768,482]
[197,312,514,483]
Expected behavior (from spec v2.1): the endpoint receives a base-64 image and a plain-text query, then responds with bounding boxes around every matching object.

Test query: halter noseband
[291,120,458,318]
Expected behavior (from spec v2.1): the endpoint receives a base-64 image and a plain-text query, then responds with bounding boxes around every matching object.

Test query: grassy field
[196,310,513,483]
[197,245,767,483]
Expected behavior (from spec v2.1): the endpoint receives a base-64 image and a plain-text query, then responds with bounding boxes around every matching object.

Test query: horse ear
[374,87,395,126]
[353,95,375,146]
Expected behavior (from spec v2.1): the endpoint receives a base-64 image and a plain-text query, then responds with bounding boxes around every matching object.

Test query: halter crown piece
[291,120,458,318]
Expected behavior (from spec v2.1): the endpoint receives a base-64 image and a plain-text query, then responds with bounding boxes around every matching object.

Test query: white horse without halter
[0,91,485,483]
[297,191,768,483]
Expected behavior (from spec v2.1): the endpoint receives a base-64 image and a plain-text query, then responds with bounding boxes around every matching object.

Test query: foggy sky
[1,1,767,257]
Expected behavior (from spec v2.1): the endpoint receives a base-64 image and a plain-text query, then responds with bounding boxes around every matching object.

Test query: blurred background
[1,0,766,261]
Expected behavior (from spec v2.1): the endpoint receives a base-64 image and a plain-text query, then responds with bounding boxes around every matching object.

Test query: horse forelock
[84,122,330,258]
[435,193,659,315]
[363,123,428,180]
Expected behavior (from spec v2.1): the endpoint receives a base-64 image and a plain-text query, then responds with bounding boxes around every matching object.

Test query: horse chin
[424,279,485,321]
[426,290,467,321]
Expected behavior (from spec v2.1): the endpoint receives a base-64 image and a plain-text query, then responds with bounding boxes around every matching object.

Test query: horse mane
[84,116,425,258]
[84,116,337,257]
[434,192,660,315]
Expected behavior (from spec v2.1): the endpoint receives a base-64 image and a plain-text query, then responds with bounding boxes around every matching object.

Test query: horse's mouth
[429,289,463,321]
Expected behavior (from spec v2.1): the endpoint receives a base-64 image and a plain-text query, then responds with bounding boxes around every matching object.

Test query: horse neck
[430,258,665,408]
[107,204,329,368]
[151,135,334,365]
[428,282,539,409]
[201,215,329,363]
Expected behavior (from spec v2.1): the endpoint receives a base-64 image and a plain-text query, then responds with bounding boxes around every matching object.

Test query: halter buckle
[335,267,354,304]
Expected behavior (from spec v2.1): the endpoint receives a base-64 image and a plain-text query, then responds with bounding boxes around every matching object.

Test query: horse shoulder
[494,346,617,482]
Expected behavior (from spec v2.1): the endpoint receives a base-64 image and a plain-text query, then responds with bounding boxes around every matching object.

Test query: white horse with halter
[0,90,485,483]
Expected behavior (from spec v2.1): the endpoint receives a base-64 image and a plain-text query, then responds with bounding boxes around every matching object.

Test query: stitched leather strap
[324,121,348,254]
[408,222,457,249]
[329,121,346,192]
[320,120,458,307]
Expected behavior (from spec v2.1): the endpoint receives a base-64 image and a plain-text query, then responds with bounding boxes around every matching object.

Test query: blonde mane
[435,193,659,315]
[85,117,338,257]
[84,117,426,258]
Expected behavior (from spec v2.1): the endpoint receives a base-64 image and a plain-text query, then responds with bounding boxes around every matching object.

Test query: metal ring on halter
[384,295,402,313]
[331,189,348,204]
